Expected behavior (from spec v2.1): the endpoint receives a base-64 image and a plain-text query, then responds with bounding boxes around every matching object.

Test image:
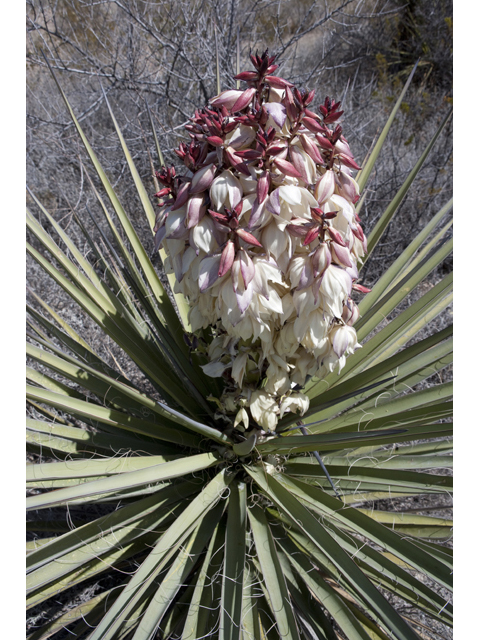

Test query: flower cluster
[153,51,368,432]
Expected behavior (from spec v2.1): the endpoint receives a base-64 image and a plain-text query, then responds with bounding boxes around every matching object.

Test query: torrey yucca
[26,49,452,640]
[154,51,367,434]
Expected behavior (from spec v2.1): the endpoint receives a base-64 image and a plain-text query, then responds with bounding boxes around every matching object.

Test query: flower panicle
[153,50,368,433]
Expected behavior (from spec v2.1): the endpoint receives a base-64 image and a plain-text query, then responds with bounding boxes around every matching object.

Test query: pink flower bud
[154,187,171,198]
[186,194,206,229]
[286,221,309,237]
[299,133,324,165]
[171,181,191,211]
[256,171,270,204]
[331,242,353,268]
[209,90,243,109]
[224,147,251,176]
[303,227,320,246]
[207,136,224,147]
[338,153,361,171]
[231,87,257,112]
[273,158,304,179]
[315,135,334,151]
[351,223,365,242]
[234,71,259,81]
[284,86,298,122]
[236,228,264,248]
[335,139,353,157]
[352,283,371,294]
[190,163,216,194]
[327,226,347,247]
[218,241,235,277]
[289,146,310,183]
[302,117,323,133]
[265,75,294,88]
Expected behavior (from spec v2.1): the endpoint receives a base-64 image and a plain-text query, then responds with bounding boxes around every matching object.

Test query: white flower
[317,265,352,318]
[234,407,249,430]
[249,390,279,431]
[210,170,243,210]
[261,219,293,270]
[190,216,218,254]
[264,361,291,396]
[289,349,318,386]
[330,324,361,358]
[201,360,230,377]
[277,185,318,224]
[279,392,310,419]
[294,310,330,353]
[231,352,249,388]
[225,124,256,150]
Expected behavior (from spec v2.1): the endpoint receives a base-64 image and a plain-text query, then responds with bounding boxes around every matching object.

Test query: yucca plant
[26,49,452,640]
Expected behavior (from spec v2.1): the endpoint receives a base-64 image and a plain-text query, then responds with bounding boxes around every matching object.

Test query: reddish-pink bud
[284,86,298,122]
[299,134,324,165]
[267,144,288,157]
[218,241,235,277]
[315,135,334,151]
[304,109,320,120]
[286,222,309,237]
[234,71,259,81]
[324,111,344,124]
[331,242,353,268]
[234,149,263,160]
[265,75,293,89]
[323,211,338,220]
[257,171,270,204]
[207,136,224,147]
[351,224,365,242]
[231,87,257,112]
[208,209,229,224]
[154,188,171,198]
[289,146,310,183]
[224,147,252,176]
[338,153,361,171]
[171,182,191,211]
[311,207,324,222]
[327,226,347,247]
[236,228,263,248]
[304,90,315,106]
[303,227,320,245]
[302,117,323,133]
[209,89,243,109]
[352,283,371,294]
[273,157,304,179]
